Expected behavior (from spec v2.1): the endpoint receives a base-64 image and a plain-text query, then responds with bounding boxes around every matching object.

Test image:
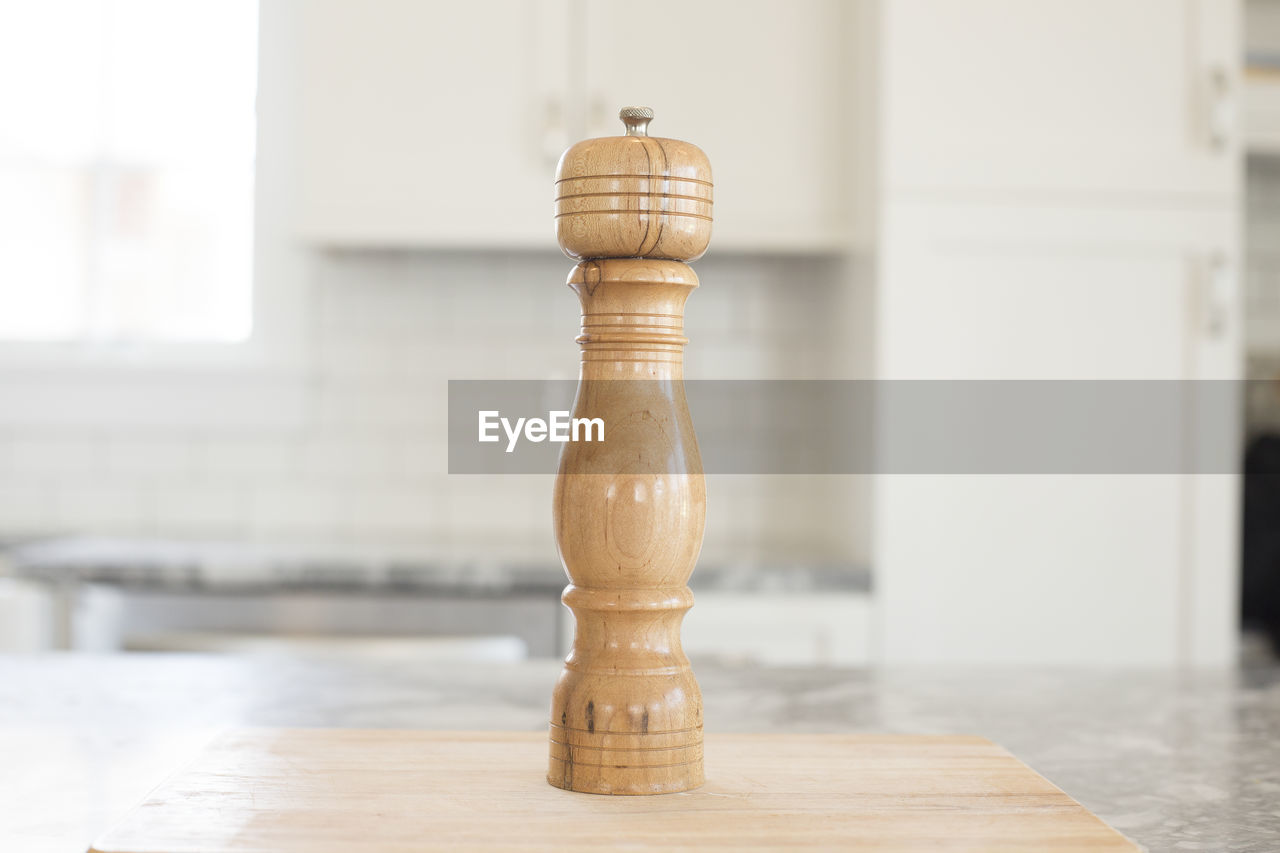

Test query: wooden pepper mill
[548,107,711,795]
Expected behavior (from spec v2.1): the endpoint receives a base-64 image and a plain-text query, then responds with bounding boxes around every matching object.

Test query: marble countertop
[3,536,869,594]
[2,654,1277,852]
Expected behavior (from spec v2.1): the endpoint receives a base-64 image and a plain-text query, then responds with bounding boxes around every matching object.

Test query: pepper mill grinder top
[555,107,713,261]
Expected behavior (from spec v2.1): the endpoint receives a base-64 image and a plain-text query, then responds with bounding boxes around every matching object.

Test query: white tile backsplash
[335,486,443,540]
[312,381,440,430]
[0,249,856,565]
[0,486,53,532]
[296,434,401,480]
[246,486,346,538]
[8,436,101,475]
[196,437,300,479]
[52,486,151,533]
[104,437,194,479]
[151,486,248,536]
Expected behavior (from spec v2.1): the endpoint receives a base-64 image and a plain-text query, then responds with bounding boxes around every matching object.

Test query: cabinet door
[582,0,851,251]
[882,0,1240,197]
[878,203,1236,380]
[873,202,1240,665]
[293,0,569,246]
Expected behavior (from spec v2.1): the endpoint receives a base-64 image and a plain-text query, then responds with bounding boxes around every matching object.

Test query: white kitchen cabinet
[872,202,1241,665]
[868,0,1245,667]
[877,203,1239,381]
[294,0,570,246]
[581,0,852,250]
[291,1,852,250]
[882,0,1240,198]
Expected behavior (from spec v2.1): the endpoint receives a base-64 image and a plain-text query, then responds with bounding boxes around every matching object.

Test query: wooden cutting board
[90,730,1137,852]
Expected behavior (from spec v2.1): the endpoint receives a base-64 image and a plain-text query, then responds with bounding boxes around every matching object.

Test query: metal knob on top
[555,106,713,261]
[619,106,654,137]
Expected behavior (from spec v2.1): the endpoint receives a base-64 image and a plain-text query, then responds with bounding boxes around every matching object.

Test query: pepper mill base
[547,667,705,795]
[547,731,705,795]
[546,759,705,796]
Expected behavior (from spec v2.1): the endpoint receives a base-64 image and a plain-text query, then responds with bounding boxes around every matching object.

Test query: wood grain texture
[550,258,705,794]
[551,109,713,796]
[555,114,712,262]
[89,730,1139,852]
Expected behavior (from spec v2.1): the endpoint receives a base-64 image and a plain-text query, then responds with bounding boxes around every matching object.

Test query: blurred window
[0,0,257,342]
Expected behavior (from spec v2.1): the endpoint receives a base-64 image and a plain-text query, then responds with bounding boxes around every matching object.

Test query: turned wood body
[548,109,710,795]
